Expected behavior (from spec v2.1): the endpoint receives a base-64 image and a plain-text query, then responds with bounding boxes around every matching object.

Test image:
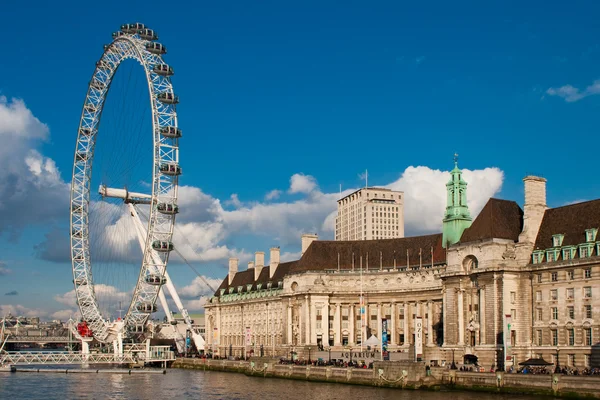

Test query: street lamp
[308,347,312,364]
[555,348,560,373]
[328,347,331,364]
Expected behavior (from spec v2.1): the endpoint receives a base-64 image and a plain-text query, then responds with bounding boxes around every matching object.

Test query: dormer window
[237,285,243,293]
[579,244,593,258]
[246,284,252,291]
[228,287,234,294]
[278,281,283,288]
[220,289,226,296]
[546,249,559,262]
[585,228,598,243]
[267,282,272,289]
[563,247,576,260]
[257,283,262,290]
[552,234,564,247]
[532,250,544,264]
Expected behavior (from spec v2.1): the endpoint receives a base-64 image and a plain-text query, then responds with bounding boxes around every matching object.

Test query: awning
[364,335,380,346]
[518,358,553,366]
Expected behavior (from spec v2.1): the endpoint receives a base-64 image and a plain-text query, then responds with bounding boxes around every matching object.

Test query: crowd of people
[279,358,374,369]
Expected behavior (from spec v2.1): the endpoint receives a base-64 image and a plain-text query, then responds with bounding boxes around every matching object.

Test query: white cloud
[186,296,209,311]
[225,194,243,208]
[0,97,69,239]
[0,304,48,318]
[0,96,49,139]
[265,189,282,201]
[0,263,11,276]
[179,276,223,298]
[51,309,80,321]
[289,173,317,194]
[386,166,503,233]
[55,284,130,311]
[546,80,600,102]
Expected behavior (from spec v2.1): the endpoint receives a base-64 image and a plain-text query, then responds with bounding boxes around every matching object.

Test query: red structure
[77,321,93,338]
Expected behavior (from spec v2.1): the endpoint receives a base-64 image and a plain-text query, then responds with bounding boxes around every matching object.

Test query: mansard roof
[460,198,523,243]
[534,199,600,249]
[214,261,294,297]
[290,233,446,273]
[212,234,447,296]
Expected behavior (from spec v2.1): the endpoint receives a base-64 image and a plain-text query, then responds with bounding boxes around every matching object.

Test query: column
[390,303,396,346]
[427,301,434,346]
[334,303,341,346]
[350,303,355,345]
[311,299,317,345]
[302,295,308,345]
[458,289,465,345]
[479,287,486,345]
[404,303,409,346]
[377,303,382,340]
[323,300,329,346]
[287,303,293,345]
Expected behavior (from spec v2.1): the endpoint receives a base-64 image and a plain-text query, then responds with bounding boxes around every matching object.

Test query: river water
[0,368,550,400]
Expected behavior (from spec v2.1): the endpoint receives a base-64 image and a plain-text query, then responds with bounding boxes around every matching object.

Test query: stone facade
[205,164,600,371]
[335,187,404,241]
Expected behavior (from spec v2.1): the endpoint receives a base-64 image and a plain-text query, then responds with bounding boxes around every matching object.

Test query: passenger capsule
[84,104,97,113]
[79,127,94,136]
[145,274,167,286]
[157,203,179,215]
[90,78,105,91]
[138,29,158,41]
[73,278,88,285]
[112,31,125,39]
[121,23,146,34]
[145,42,167,55]
[72,229,83,238]
[71,204,83,213]
[152,240,174,252]
[159,126,181,138]
[159,163,181,176]
[76,152,89,162]
[136,302,157,313]
[73,255,85,262]
[77,300,93,307]
[153,64,174,76]
[157,92,179,105]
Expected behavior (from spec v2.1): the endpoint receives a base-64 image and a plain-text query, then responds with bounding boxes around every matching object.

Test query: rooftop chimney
[228,258,239,285]
[269,247,280,279]
[248,261,255,269]
[301,233,318,256]
[518,176,547,245]
[254,251,264,281]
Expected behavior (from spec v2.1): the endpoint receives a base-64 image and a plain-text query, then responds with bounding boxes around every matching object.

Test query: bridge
[4,336,76,344]
[0,346,175,366]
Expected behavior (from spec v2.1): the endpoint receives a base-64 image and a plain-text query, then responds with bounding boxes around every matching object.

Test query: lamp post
[308,347,312,364]
[555,348,560,373]
[328,347,331,364]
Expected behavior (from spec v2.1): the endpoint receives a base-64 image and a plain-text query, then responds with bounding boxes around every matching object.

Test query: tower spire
[442,154,472,248]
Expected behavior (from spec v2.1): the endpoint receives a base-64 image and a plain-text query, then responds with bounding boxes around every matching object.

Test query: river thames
[0,368,553,400]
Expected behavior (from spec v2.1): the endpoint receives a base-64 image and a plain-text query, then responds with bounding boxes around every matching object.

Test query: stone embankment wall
[173,358,600,399]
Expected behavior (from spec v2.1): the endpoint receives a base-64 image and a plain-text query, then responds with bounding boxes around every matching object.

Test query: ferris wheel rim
[68,26,180,343]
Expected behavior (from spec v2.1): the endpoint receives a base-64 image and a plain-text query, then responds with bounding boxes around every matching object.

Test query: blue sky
[1,0,599,319]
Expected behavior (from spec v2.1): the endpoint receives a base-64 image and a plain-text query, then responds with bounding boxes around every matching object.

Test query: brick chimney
[301,233,318,256]
[518,176,547,245]
[254,251,264,281]
[269,247,280,279]
[228,258,238,285]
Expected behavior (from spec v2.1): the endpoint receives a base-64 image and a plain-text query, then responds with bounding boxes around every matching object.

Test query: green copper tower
[442,154,472,248]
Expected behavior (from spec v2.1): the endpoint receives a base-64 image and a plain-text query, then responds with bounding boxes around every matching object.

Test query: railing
[1,347,176,365]
[5,336,77,343]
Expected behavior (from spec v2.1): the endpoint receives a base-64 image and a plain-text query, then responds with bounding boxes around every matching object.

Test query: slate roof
[460,198,524,243]
[212,234,446,297]
[534,199,600,250]
[290,234,445,273]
